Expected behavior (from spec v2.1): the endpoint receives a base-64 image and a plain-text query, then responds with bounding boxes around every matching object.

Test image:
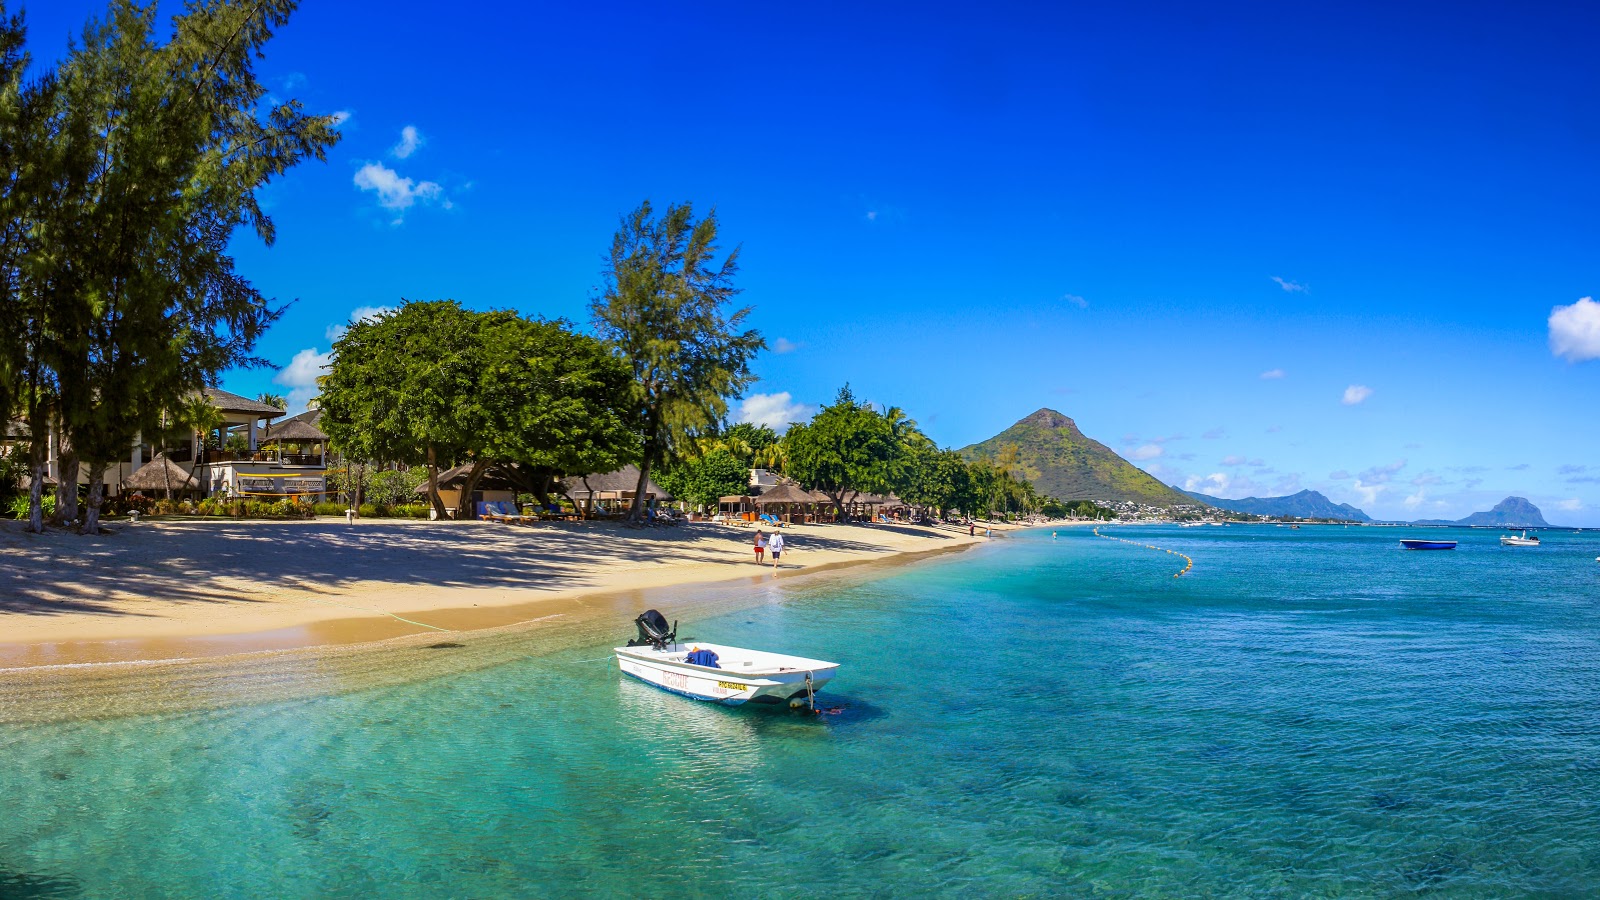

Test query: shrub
[358,503,377,518]
[314,501,346,517]
[7,492,56,520]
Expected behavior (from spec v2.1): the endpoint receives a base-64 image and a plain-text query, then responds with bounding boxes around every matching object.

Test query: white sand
[0,517,1019,666]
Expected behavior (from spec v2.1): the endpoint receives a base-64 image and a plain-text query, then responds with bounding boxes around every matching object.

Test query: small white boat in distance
[1500,531,1540,547]
[614,610,839,707]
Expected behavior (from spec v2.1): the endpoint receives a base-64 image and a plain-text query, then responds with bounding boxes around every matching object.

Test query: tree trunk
[52,427,79,526]
[27,455,46,534]
[626,459,653,524]
[82,468,106,535]
[456,460,488,520]
[530,469,555,509]
[426,447,447,518]
[26,405,48,533]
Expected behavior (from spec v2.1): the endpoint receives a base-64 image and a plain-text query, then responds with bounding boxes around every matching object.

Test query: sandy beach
[0,517,1038,668]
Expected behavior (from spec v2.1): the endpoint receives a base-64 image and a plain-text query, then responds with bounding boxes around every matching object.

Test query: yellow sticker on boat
[716,681,747,690]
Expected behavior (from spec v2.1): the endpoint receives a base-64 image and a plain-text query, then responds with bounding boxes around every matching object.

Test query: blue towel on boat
[685,648,720,668]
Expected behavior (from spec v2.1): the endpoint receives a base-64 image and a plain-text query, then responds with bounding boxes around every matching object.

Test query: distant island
[1178,488,1372,522]
[1414,496,1549,528]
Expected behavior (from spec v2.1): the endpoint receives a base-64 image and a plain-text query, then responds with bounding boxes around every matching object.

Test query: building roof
[124,454,199,492]
[563,465,672,501]
[412,463,521,493]
[203,387,286,417]
[281,408,323,428]
[261,418,328,442]
[752,481,815,505]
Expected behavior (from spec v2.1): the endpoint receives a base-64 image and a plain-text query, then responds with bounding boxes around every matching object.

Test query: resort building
[11,388,329,501]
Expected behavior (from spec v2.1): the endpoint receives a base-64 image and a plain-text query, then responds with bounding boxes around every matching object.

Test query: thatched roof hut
[124,454,199,494]
[563,465,672,502]
[261,418,328,443]
[202,387,285,417]
[753,481,815,506]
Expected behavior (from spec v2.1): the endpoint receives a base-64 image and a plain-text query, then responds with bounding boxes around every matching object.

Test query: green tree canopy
[2,0,339,532]
[591,200,763,523]
[781,385,904,520]
[655,447,749,510]
[320,300,640,519]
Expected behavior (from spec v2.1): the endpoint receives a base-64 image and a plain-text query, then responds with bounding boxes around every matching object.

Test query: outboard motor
[627,609,677,650]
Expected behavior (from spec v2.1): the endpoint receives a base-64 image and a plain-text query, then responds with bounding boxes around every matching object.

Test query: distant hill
[1416,496,1548,527]
[1178,487,1371,522]
[959,409,1199,508]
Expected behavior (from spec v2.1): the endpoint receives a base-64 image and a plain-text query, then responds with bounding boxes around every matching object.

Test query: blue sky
[23,0,1600,524]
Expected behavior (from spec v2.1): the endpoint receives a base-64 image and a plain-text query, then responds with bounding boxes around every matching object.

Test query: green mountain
[1178,488,1372,522]
[960,409,1199,508]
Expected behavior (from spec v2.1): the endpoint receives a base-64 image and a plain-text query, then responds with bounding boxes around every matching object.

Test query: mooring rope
[1093,526,1194,578]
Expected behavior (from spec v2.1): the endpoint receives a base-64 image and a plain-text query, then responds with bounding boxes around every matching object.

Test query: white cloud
[1062,293,1089,309]
[1342,384,1373,405]
[326,305,397,342]
[1185,473,1230,494]
[1128,444,1163,460]
[1403,490,1426,510]
[772,337,800,354]
[737,392,814,433]
[391,125,423,159]
[1271,276,1307,293]
[273,347,331,412]
[1222,455,1247,466]
[329,110,352,127]
[1557,497,1583,512]
[1260,368,1285,379]
[353,162,444,220]
[1549,296,1600,362]
[1351,480,1387,507]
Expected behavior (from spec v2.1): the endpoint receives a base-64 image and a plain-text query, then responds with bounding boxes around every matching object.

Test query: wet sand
[0,517,1018,669]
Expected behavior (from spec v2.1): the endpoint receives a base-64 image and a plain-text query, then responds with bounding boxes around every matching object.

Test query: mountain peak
[960,410,1195,508]
[1019,408,1077,430]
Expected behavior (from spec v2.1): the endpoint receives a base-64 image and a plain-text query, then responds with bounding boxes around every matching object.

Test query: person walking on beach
[768,531,786,574]
[754,530,768,564]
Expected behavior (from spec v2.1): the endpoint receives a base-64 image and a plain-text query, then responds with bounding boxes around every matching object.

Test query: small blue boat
[1400,539,1457,550]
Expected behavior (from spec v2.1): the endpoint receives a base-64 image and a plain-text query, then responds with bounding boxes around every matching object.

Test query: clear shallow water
[4,525,1600,897]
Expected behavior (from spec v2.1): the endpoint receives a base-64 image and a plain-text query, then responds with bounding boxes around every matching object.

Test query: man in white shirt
[768,531,786,573]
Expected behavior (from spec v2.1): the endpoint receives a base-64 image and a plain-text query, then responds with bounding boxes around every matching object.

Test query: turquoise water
[5,525,1600,897]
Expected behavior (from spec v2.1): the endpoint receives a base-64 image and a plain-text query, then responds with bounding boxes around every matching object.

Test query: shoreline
[0,517,1046,671]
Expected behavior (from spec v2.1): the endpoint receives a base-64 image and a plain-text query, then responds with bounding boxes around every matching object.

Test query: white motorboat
[1500,531,1540,547]
[614,610,839,707]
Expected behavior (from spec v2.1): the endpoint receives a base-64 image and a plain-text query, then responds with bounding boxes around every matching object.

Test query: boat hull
[1400,539,1457,550]
[614,642,838,706]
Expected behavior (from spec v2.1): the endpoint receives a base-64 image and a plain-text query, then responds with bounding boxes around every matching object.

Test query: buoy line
[1093,526,1194,578]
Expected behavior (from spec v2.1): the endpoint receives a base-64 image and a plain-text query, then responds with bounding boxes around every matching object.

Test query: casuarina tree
[591,201,764,523]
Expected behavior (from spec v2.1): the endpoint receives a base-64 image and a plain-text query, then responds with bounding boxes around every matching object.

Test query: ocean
[3,524,1599,897]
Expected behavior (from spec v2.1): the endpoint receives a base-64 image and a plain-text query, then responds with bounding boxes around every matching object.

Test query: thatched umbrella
[754,481,816,524]
[124,453,199,499]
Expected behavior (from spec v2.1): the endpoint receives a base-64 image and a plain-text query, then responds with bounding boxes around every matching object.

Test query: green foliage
[782,385,904,517]
[657,448,749,509]
[366,468,427,508]
[900,447,975,517]
[321,301,638,518]
[8,490,54,521]
[1,0,339,532]
[591,200,763,521]
[313,501,345,516]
